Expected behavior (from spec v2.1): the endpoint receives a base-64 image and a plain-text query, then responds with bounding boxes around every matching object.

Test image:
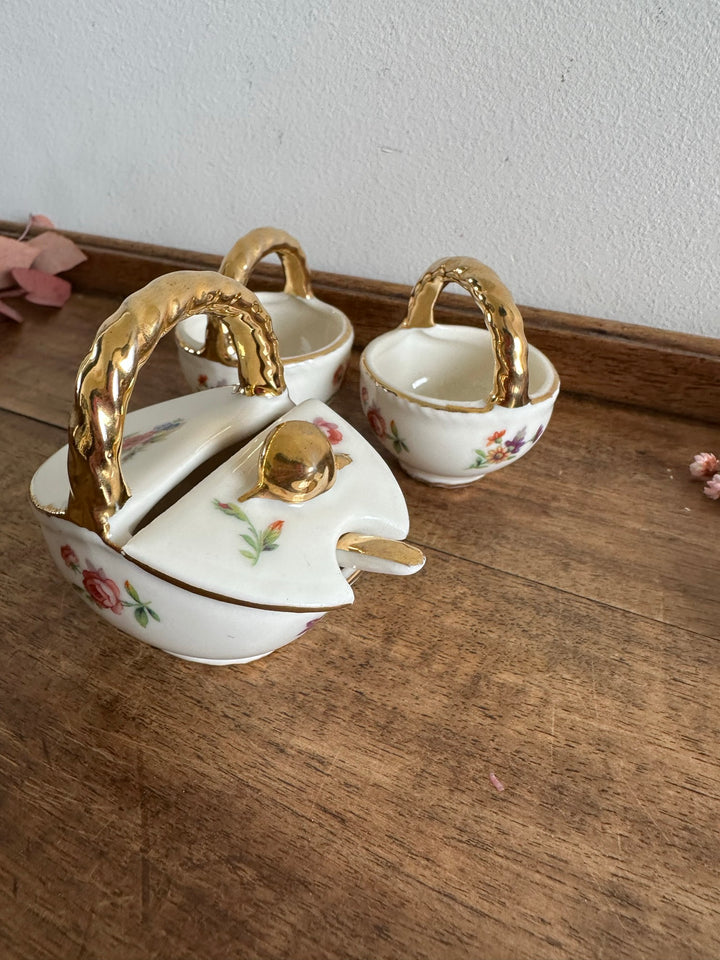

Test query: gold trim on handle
[204,227,314,365]
[64,270,286,539]
[402,257,529,408]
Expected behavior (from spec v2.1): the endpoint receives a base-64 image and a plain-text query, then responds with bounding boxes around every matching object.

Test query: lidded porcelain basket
[359,257,560,486]
[176,227,353,403]
[30,271,423,665]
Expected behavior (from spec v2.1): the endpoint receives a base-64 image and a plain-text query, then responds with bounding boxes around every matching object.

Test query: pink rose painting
[366,405,386,440]
[59,546,160,627]
[82,566,124,615]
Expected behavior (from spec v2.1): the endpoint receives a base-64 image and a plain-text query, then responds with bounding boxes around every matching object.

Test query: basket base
[171,650,272,666]
[401,465,484,488]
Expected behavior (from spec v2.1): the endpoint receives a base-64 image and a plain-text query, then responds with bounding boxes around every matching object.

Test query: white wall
[2,0,719,336]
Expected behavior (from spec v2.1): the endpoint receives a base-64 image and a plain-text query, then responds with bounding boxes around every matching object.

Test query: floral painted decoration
[0,215,87,322]
[214,499,284,565]
[61,547,160,628]
[469,425,542,470]
[61,544,80,571]
[366,404,386,440]
[332,362,347,389]
[121,418,186,461]
[197,373,232,390]
[313,417,343,445]
[295,616,324,641]
[82,566,124,615]
[689,451,720,500]
[388,420,409,454]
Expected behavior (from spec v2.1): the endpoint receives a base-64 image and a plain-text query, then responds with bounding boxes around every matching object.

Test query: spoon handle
[336,533,425,576]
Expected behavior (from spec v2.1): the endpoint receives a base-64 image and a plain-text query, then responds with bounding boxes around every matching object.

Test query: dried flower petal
[690,452,719,480]
[0,299,23,322]
[489,771,506,792]
[28,214,55,231]
[27,231,86,274]
[703,474,720,500]
[0,236,39,288]
[11,267,72,307]
[17,213,56,241]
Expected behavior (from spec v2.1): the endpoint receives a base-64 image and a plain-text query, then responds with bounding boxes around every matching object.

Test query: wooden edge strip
[2,221,719,422]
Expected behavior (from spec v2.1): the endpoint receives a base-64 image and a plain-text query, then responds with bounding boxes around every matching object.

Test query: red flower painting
[313,417,343,445]
[82,567,124,615]
[366,405,386,440]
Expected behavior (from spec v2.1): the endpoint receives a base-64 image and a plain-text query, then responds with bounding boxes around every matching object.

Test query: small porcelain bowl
[176,227,353,402]
[359,257,560,486]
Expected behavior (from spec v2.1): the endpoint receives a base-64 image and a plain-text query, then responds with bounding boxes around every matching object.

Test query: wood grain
[3,400,720,960]
[1,242,720,959]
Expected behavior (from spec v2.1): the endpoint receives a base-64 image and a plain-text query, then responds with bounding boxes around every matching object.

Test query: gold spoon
[238,420,352,504]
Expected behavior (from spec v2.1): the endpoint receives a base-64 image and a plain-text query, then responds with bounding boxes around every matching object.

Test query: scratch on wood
[141,856,151,923]
[137,747,151,923]
[590,660,599,721]
[306,747,343,821]
[76,907,95,960]
[624,779,671,844]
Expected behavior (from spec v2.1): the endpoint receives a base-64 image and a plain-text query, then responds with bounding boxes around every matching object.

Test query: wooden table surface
[1,289,719,959]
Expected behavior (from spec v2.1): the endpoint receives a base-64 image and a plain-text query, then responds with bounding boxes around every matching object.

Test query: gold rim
[119,551,356,613]
[31,499,360,612]
[360,352,559,414]
[176,310,353,367]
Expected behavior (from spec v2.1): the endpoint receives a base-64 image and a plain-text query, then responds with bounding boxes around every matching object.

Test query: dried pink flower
[0,215,85,322]
[690,452,719,479]
[489,771,506,792]
[703,474,720,500]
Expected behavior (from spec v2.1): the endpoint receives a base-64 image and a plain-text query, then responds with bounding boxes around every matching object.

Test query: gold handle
[65,270,286,539]
[204,227,313,365]
[402,257,529,408]
[336,533,425,574]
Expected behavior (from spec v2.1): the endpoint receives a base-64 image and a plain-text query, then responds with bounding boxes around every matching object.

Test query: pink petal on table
[27,231,87,274]
[0,298,24,322]
[11,268,72,307]
[0,236,40,288]
[489,771,506,792]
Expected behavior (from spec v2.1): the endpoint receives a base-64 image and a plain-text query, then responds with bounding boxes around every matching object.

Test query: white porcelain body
[36,514,327,664]
[175,291,354,403]
[359,325,560,486]
[31,396,412,664]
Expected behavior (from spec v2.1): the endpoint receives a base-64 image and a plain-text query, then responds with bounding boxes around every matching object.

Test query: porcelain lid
[122,399,410,610]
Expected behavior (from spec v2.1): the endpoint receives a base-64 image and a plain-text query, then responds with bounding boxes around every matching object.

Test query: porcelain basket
[30,271,424,665]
